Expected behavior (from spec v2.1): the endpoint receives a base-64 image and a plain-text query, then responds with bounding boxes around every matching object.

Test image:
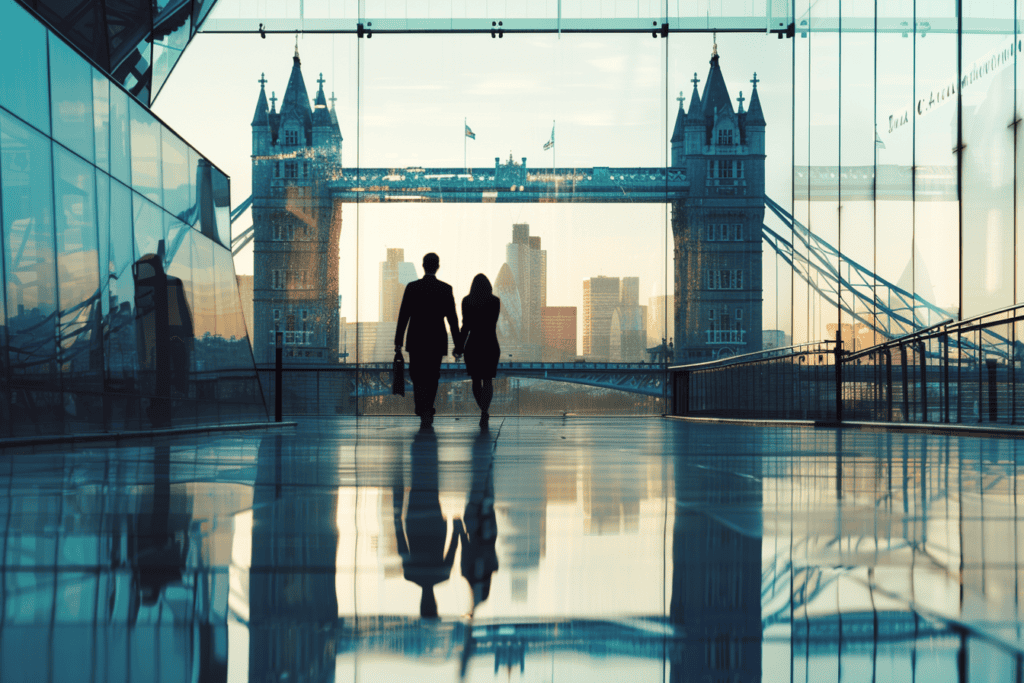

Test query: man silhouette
[395,253,462,428]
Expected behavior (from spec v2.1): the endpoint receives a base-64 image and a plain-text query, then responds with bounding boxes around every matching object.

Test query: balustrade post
[835,331,843,422]
[919,341,928,423]
[885,348,893,422]
[943,333,950,423]
[900,344,909,422]
[275,332,283,422]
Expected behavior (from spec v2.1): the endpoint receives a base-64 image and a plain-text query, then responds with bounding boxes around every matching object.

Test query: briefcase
[392,351,406,396]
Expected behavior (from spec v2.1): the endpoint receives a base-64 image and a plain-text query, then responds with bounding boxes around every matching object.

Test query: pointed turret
[745,75,765,126]
[252,73,270,126]
[252,73,271,156]
[686,72,702,117]
[268,91,280,143]
[277,47,313,147]
[670,91,687,167]
[670,91,687,143]
[699,50,733,120]
[312,73,334,148]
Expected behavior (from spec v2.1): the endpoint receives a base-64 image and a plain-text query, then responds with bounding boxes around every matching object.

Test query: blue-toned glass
[115,40,151,106]
[129,101,162,204]
[162,132,189,222]
[105,181,138,402]
[54,147,99,339]
[0,0,50,133]
[191,233,215,345]
[96,172,109,316]
[212,167,231,248]
[109,86,131,184]
[184,146,199,226]
[132,193,162,260]
[54,147,101,428]
[164,218,196,428]
[49,37,94,162]
[152,15,191,102]
[92,71,109,173]
[1,111,58,384]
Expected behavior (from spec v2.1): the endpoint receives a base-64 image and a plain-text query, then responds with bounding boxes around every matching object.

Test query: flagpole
[553,120,556,171]
[464,117,467,171]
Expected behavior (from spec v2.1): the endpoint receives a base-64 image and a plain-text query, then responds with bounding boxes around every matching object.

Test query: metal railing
[671,302,1024,427]
[670,341,841,421]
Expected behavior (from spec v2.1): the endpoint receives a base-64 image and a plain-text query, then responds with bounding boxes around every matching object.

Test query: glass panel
[792,0,811,343]
[49,37,94,162]
[163,219,196,426]
[839,4,877,352]
[92,70,110,173]
[0,0,51,133]
[960,1,1015,318]
[152,14,191,102]
[108,86,131,184]
[104,180,139,427]
[1,110,59,428]
[874,1,914,338]
[184,146,199,226]
[915,4,960,327]
[211,165,231,248]
[808,1,840,345]
[161,131,189,221]
[191,233,216,357]
[129,100,162,204]
[132,193,162,260]
[53,147,101,428]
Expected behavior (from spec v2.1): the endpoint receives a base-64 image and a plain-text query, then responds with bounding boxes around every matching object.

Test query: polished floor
[2,416,1024,681]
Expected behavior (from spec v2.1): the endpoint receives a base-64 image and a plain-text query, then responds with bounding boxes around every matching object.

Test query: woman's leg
[480,378,493,414]
[471,377,483,410]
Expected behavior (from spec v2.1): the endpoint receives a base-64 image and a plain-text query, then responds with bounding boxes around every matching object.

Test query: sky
[153,30,796,344]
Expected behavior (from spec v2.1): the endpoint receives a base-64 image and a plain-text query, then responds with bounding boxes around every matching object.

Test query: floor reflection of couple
[394,428,498,618]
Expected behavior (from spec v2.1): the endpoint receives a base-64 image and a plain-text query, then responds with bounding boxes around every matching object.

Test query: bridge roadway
[326,165,689,203]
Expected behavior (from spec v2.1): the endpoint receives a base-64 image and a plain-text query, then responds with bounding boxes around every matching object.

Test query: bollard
[275,332,283,422]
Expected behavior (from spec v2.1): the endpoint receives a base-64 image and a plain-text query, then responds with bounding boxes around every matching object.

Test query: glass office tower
[0,0,266,437]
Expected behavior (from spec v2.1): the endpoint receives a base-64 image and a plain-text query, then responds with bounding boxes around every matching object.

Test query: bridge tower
[250,49,343,364]
[671,44,766,362]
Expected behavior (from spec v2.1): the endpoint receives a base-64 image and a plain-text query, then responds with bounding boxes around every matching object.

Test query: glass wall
[0,0,266,437]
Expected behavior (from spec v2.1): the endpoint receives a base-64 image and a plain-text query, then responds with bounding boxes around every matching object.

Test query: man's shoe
[480,412,489,428]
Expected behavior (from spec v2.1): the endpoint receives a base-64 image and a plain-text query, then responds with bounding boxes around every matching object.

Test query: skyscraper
[379,248,418,323]
[504,223,547,360]
[582,276,621,361]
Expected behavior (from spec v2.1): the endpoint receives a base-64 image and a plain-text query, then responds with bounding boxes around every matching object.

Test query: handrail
[669,340,835,373]
[843,318,954,363]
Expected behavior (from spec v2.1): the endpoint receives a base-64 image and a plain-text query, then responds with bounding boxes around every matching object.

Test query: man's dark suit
[395,274,462,419]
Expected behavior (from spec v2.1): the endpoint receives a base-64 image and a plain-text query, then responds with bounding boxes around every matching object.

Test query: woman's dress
[461,295,501,379]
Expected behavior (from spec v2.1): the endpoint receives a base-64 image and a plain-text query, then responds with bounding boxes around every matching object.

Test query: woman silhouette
[461,274,501,426]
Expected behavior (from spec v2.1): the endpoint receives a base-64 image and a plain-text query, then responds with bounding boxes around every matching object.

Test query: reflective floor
[2,417,1024,681]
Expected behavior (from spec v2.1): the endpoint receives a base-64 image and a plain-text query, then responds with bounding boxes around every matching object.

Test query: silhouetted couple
[395,252,501,428]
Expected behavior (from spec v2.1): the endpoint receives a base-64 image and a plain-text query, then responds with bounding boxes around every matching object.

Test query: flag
[465,124,476,140]
[543,125,554,150]
[874,129,886,149]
